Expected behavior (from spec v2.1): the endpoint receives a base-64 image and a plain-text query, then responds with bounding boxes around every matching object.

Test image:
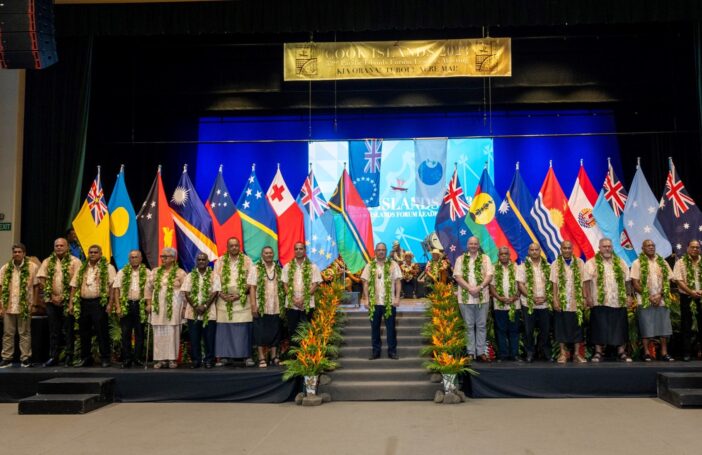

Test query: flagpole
[158,164,162,174]
[183,163,188,174]
[516,161,519,171]
[219,164,223,174]
[636,156,641,169]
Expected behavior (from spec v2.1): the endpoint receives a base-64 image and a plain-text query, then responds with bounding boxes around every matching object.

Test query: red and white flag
[267,167,305,265]
[568,162,602,259]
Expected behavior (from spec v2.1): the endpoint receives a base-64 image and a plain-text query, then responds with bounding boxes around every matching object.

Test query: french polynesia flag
[205,166,243,256]
[137,166,177,268]
[567,161,602,259]
[266,166,305,265]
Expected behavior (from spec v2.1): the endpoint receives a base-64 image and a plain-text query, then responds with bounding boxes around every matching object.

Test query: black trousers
[521,307,552,359]
[401,279,417,298]
[680,294,702,357]
[79,298,110,361]
[188,319,217,363]
[120,300,145,363]
[371,305,397,356]
[45,301,68,359]
[287,308,315,343]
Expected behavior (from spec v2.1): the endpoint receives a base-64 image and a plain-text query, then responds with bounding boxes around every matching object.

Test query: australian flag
[296,171,338,271]
[349,139,382,207]
[656,157,702,254]
[434,168,473,265]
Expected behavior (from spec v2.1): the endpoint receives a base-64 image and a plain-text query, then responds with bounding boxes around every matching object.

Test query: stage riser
[342,335,425,347]
[657,372,702,408]
[332,368,430,382]
[339,357,425,369]
[319,381,437,401]
[37,377,115,402]
[340,346,423,357]
[341,326,423,337]
[18,394,105,415]
[343,315,427,328]
[657,373,702,389]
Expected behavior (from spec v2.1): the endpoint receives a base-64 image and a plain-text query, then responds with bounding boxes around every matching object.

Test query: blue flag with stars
[236,165,278,262]
[349,139,382,207]
[296,170,338,271]
[434,168,473,265]
[656,158,702,254]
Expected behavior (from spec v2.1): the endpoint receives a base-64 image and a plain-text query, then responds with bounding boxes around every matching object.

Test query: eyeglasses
[160,255,174,258]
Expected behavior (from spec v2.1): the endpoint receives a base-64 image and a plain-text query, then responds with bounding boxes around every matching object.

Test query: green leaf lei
[44,253,72,307]
[119,264,148,323]
[287,257,313,312]
[1,260,31,320]
[594,252,627,307]
[638,254,671,309]
[72,257,110,320]
[556,256,585,326]
[189,267,213,327]
[461,253,484,304]
[524,257,552,314]
[368,259,393,320]
[153,265,178,320]
[221,253,248,319]
[683,254,700,319]
[493,261,517,321]
[256,260,282,315]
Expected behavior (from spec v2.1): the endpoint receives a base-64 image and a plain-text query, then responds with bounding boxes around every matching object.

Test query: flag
[567,161,603,259]
[349,139,382,207]
[170,165,218,270]
[297,170,338,271]
[72,167,111,260]
[267,166,305,265]
[236,164,278,262]
[657,158,702,254]
[530,164,592,261]
[496,163,547,262]
[465,167,516,262]
[414,139,447,206]
[107,165,138,269]
[137,166,176,268]
[328,168,375,273]
[434,168,473,265]
[592,161,636,265]
[622,163,672,257]
[205,165,243,256]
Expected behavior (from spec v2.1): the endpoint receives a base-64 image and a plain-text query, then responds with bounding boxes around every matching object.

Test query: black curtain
[21,36,93,258]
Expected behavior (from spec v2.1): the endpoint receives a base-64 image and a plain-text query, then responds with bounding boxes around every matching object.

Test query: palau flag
[328,168,375,273]
[267,166,305,266]
[434,168,473,265]
[297,170,338,271]
[107,165,138,269]
[137,166,176,268]
[170,165,218,270]
[622,162,672,257]
[414,139,447,206]
[466,167,517,262]
[656,157,702,254]
[349,139,382,208]
[567,161,603,259]
[72,166,111,261]
[592,160,637,265]
[236,164,278,262]
[205,165,243,256]
[496,163,547,262]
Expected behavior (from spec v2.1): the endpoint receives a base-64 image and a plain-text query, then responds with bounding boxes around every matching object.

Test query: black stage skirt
[554,311,584,343]
[253,314,281,347]
[589,306,628,346]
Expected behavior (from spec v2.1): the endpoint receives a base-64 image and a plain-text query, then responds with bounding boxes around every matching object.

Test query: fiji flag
[657,157,702,254]
[236,164,278,262]
[297,171,338,271]
[107,165,139,269]
[349,139,382,207]
[434,168,473,265]
[170,164,218,270]
[205,165,243,256]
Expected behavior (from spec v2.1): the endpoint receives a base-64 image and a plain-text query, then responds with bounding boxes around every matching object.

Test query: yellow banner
[284,38,511,81]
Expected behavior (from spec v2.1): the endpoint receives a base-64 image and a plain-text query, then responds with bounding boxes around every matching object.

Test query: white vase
[442,373,458,393]
[304,375,319,396]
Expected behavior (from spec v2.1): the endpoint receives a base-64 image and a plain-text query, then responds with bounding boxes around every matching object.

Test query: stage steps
[18,377,114,414]
[320,311,436,401]
[657,372,702,408]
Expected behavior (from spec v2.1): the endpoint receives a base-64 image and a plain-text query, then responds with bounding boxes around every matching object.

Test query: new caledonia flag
[137,166,176,268]
[205,165,243,256]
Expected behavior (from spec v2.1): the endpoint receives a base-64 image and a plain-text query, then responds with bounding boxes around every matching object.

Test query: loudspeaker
[0,0,57,69]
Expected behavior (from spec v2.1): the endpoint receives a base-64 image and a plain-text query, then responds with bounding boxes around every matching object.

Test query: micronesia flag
[622,161,672,257]
[349,139,382,208]
[108,165,139,269]
[657,157,702,254]
[297,170,338,271]
[170,164,218,270]
[414,139,447,206]
[205,165,243,256]
[434,168,473,265]
[236,164,279,262]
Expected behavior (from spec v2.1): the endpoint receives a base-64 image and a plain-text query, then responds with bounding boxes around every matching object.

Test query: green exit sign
[0,223,11,231]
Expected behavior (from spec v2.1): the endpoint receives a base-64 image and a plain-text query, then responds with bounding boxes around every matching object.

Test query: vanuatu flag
[328,169,375,273]
[236,164,278,262]
[137,166,176,268]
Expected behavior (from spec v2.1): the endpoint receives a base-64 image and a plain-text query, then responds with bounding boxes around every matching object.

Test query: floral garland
[556,256,585,326]
[153,265,178,320]
[119,264,148,323]
[683,255,700,297]
[461,253,484,303]
[189,267,213,326]
[493,261,517,321]
[638,254,671,309]
[1,260,31,319]
[287,258,313,312]
[368,260,393,320]
[256,260,282,315]
[44,253,72,306]
[72,258,109,320]
[221,253,248,319]
[595,252,627,307]
[524,257,552,314]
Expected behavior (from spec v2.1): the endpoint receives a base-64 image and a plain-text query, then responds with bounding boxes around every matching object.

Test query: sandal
[643,354,652,362]
[258,360,268,368]
[557,353,567,364]
[591,352,602,363]
[574,354,588,364]
[618,352,632,363]
[153,361,164,369]
[272,357,280,366]
[661,354,675,362]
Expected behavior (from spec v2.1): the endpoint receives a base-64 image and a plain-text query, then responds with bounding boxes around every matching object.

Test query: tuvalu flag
[205,165,243,256]
[297,170,338,271]
[236,164,278,262]
[349,139,382,207]
[267,165,305,265]
[108,165,138,269]
[434,167,473,265]
[567,161,602,259]
[657,157,702,254]
[73,166,111,261]
[328,168,375,273]
[137,166,176,268]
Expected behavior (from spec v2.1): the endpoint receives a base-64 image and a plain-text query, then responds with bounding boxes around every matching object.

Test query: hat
[431,248,442,255]
[392,240,400,246]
